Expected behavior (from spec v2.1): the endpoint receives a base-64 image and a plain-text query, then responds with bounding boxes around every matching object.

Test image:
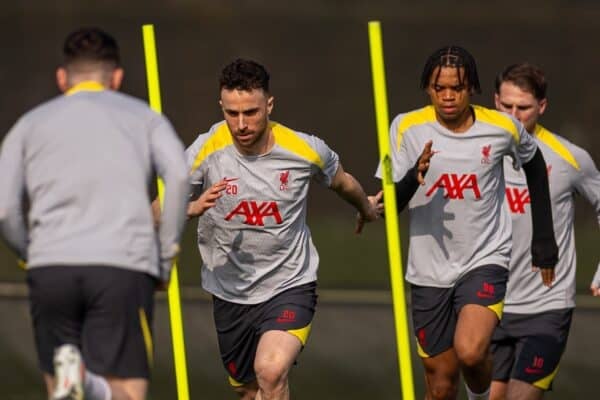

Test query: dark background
[0,1,599,398]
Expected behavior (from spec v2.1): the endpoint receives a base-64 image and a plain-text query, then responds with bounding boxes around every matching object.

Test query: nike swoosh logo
[223,177,239,183]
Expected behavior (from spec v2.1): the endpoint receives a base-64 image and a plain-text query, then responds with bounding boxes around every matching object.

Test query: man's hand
[533,265,555,287]
[416,140,435,185]
[187,180,227,218]
[355,190,383,234]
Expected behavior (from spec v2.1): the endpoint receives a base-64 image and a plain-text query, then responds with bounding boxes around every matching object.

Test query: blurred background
[0,0,598,398]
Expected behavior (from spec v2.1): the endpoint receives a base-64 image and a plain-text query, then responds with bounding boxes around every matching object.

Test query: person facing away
[0,27,189,400]
[375,46,558,400]
[489,62,600,400]
[183,58,380,400]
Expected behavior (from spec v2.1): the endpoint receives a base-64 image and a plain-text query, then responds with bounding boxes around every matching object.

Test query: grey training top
[0,82,189,280]
[503,125,600,313]
[186,120,339,304]
[376,105,537,287]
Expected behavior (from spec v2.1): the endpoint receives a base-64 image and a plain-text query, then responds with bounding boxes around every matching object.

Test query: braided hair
[420,46,480,94]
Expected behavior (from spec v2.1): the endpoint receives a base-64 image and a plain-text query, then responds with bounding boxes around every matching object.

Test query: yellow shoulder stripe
[473,105,520,144]
[65,81,105,96]
[272,122,324,169]
[190,122,233,172]
[535,125,580,170]
[396,106,437,149]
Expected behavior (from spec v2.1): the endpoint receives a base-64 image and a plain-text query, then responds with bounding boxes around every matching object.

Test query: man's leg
[253,330,303,400]
[489,381,508,400]
[454,304,497,397]
[422,348,460,400]
[505,379,544,400]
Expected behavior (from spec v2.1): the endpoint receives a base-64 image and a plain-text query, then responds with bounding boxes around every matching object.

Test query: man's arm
[149,116,190,284]
[394,140,434,212]
[521,148,559,286]
[329,163,380,233]
[0,121,29,260]
[569,145,600,296]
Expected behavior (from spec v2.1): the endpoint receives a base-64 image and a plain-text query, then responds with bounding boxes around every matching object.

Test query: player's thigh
[26,266,85,374]
[511,309,573,392]
[212,282,317,387]
[254,330,303,376]
[411,284,456,358]
[506,378,544,400]
[81,267,156,379]
[454,265,508,356]
[106,377,148,400]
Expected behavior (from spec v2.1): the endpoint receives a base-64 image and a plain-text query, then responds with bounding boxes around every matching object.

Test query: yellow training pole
[368,21,415,400]
[142,24,190,400]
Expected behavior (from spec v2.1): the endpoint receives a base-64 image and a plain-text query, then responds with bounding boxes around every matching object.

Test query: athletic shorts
[213,281,317,386]
[491,308,573,390]
[411,264,507,358]
[27,265,156,378]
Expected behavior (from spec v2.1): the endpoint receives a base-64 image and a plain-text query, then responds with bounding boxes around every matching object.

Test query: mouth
[441,106,457,114]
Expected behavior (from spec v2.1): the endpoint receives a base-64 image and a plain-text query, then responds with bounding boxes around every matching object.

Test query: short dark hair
[420,45,481,94]
[63,27,120,68]
[219,59,270,93]
[495,63,547,100]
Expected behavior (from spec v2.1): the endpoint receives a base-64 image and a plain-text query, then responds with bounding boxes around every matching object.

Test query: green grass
[0,215,597,294]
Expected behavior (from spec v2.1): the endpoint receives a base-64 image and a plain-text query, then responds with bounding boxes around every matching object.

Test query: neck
[437,106,474,133]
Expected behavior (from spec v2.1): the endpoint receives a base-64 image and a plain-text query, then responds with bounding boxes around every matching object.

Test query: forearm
[395,164,420,212]
[331,172,371,216]
[522,148,558,268]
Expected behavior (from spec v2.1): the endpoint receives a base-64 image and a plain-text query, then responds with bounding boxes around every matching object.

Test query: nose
[441,88,454,101]
[508,106,518,117]
[237,114,247,131]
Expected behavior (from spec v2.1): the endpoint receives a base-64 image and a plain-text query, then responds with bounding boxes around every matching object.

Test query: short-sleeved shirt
[376,105,536,287]
[186,121,339,304]
[503,125,600,314]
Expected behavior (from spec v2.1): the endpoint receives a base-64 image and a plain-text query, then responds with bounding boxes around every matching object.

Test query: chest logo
[279,171,290,191]
[225,200,283,226]
[426,173,481,200]
[481,144,492,164]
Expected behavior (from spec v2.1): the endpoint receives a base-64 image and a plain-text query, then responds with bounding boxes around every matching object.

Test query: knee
[428,379,458,400]
[254,358,289,392]
[455,342,488,368]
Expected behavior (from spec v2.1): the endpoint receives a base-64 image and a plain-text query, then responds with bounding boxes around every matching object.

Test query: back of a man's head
[219,59,270,93]
[63,27,120,75]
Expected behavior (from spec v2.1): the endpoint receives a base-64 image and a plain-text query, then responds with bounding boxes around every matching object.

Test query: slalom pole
[142,24,190,400]
[367,20,415,400]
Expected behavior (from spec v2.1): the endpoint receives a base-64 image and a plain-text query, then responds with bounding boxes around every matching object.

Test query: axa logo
[481,144,492,164]
[276,309,297,323]
[476,282,495,299]
[525,356,545,374]
[280,170,290,191]
[224,200,283,226]
[426,173,481,199]
[505,187,530,214]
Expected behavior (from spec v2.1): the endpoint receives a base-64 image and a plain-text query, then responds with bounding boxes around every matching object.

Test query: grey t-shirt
[0,83,189,280]
[504,125,600,313]
[186,120,339,304]
[376,105,536,287]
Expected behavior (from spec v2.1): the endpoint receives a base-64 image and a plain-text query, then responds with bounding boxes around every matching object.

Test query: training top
[186,120,339,304]
[503,125,600,314]
[0,81,189,280]
[376,105,537,287]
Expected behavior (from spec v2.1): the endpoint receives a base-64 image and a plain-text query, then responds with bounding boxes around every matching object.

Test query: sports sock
[84,370,112,400]
[465,384,490,400]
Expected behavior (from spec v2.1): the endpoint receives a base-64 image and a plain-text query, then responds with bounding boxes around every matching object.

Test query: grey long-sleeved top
[0,82,189,280]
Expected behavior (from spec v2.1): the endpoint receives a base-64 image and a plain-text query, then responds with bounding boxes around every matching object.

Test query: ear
[267,96,274,115]
[109,68,124,90]
[494,93,501,110]
[538,98,547,116]
[56,67,69,92]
